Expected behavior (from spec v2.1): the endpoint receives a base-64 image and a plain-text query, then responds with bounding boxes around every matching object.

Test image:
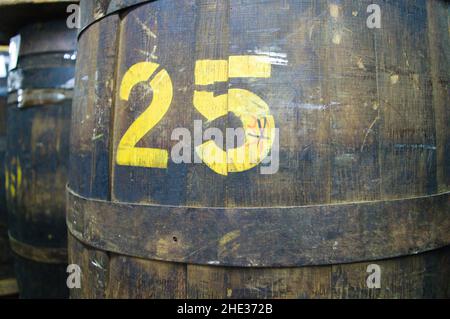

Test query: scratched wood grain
[68,0,450,298]
[70,237,450,299]
[427,0,450,193]
[69,14,119,201]
[68,233,109,299]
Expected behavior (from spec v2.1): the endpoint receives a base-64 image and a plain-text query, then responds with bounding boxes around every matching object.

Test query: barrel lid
[0,0,78,45]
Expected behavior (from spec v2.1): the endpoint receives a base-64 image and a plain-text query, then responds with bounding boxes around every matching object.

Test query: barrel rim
[78,0,154,39]
[66,186,450,268]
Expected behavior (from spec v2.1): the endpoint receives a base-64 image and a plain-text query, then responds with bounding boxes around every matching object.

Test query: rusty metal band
[8,234,68,264]
[79,0,154,36]
[0,278,18,296]
[66,187,450,268]
[7,89,73,108]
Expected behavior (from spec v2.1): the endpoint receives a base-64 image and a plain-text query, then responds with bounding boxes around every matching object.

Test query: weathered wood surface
[72,0,450,206]
[70,234,450,299]
[6,20,76,298]
[0,0,78,45]
[0,50,18,297]
[69,0,450,298]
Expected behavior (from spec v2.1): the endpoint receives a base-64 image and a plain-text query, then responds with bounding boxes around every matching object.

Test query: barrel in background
[68,0,450,298]
[0,48,18,298]
[0,0,76,45]
[6,20,77,299]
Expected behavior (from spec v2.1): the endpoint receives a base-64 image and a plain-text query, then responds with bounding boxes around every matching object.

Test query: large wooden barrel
[68,0,450,298]
[0,48,18,297]
[5,20,77,298]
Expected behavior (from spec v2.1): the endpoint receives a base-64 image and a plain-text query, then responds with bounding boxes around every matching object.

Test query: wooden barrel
[0,48,19,297]
[68,0,450,298]
[5,20,76,298]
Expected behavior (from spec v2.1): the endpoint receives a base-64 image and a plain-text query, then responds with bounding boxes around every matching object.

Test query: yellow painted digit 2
[194,56,276,176]
[116,62,173,169]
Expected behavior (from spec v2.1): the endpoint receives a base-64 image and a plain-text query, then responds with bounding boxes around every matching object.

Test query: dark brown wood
[78,0,150,35]
[68,0,450,298]
[70,233,450,299]
[6,19,77,299]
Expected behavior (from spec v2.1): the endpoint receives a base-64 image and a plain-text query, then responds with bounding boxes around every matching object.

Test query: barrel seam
[66,185,450,210]
[77,0,155,40]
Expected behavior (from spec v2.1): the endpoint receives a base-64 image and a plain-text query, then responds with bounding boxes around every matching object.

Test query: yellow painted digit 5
[116,62,173,169]
[194,56,276,176]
